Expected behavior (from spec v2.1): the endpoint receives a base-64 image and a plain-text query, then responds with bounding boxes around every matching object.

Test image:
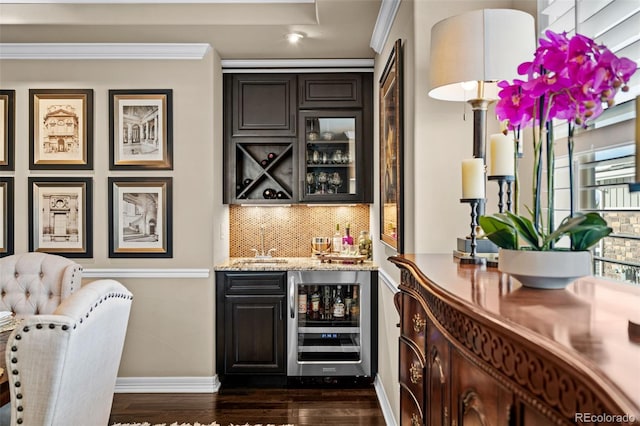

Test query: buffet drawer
[401,293,427,355]
[400,385,424,426]
[399,337,424,406]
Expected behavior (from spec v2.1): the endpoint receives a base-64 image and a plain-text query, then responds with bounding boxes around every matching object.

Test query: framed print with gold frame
[108,177,173,258]
[28,177,93,258]
[109,89,173,170]
[379,39,404,253]
[0,177,14,257]
[29,89,93,170]
[0,90,15,171]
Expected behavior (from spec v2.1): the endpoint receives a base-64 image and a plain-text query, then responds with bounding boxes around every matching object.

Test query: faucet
[251,224,277,258]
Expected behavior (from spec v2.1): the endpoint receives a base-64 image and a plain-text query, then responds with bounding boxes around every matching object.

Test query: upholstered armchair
[4,279,133,426]
[0,252,83,315]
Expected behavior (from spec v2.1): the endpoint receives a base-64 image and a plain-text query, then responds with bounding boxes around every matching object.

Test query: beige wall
[0,51,223,378]
[372,0,537,423]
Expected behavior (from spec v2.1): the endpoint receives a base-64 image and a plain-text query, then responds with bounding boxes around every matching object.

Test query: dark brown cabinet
[298,73,363,108]
[216,271,287,384]
[229,74,296,137]
[224,72,372,204]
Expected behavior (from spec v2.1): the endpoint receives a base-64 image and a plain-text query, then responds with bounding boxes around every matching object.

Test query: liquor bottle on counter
[298,286,307,318]
[310,286,321,320]
[332,224,342,254]
[350,285,359,320]
[333,285,345,319]
[342,224,354,252]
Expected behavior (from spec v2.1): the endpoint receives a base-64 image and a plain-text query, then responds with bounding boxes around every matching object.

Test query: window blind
[538,0,640,284]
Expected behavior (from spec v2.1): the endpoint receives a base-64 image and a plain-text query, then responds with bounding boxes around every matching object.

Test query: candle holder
[458,198,486,265]
[488,175,515,213]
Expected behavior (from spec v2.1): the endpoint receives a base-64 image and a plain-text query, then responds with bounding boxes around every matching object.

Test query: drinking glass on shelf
[329,172,343,194]
[306,172,316,194]
[317,172,328,194]
[332,150,342,164]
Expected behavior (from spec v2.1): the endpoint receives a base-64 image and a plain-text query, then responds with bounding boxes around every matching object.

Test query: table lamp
[428,9,535,161]
[428,9,535,260]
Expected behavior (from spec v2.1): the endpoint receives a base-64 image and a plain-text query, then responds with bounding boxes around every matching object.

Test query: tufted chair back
[0,252,82,315]
[5,279,133,426]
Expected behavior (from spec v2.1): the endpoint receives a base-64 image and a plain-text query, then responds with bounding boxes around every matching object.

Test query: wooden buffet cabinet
[390,254,640,426]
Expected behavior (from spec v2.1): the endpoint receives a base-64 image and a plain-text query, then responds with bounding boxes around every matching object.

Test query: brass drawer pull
[411,413,420,426]
[409,362,422,384]
[412,313,426,333]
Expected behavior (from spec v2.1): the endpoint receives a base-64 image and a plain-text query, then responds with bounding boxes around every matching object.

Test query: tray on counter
[318,254,367,264]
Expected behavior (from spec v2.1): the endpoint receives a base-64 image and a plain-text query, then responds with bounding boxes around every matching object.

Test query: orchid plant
[480,30,637,251]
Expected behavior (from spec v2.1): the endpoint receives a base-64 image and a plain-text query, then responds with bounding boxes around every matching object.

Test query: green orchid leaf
[478,215,518,250]
[567,214,613,250]
[505,212,542,250]
[544,215,586,248]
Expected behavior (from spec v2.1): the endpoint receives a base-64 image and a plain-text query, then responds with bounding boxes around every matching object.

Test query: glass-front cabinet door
[300,110,363,202]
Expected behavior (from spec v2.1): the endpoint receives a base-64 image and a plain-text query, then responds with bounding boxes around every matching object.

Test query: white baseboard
[115,375,220,393]
[374,374,398,426]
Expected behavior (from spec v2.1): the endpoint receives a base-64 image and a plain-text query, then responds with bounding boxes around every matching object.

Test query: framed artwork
[0,90,15,171]
[108,177,173,258]
[28,177,93,258]
[379,39,404,253]
[29,89,93,170]
[109,89,173,170]
[0,177,14,257]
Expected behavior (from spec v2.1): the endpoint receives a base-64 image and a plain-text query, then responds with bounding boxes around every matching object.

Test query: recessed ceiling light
[286,32,304,44]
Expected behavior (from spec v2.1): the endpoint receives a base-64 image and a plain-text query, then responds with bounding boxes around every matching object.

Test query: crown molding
[221,58,374,72]
[369,0,401,54]
[0,43,212,60]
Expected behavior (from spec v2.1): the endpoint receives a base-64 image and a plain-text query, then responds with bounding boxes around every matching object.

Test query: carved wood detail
[398,267,610,426]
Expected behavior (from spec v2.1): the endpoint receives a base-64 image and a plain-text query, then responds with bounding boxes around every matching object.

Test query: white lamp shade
[428,9,535,102]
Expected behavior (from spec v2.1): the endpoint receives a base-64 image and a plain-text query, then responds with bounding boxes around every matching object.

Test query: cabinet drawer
[400,386,424,426]
[298,74,362,108]
[401,293,427,354]
[222,272,287,294]
[399,338,424,406]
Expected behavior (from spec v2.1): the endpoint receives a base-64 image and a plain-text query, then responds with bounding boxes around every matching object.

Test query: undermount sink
[231,258,288,265]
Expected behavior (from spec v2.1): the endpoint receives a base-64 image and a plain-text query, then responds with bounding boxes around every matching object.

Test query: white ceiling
[0,0,383,59]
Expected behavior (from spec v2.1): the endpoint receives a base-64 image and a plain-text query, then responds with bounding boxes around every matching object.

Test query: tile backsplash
[229,205,371,258]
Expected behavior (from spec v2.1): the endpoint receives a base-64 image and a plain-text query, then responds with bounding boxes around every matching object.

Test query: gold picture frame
[0,90,15,170]
[28,177,93,258]
[379,39,404,253]
[29,89,93,170]
[108,177,173,258]
[109,90,173,170]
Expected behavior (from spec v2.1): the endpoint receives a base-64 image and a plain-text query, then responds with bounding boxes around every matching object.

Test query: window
[539,0,640,284]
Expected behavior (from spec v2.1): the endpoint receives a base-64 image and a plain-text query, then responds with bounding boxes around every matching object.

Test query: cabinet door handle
[412,313,426,333]
[409,362,422,384]
[289,275,296,319]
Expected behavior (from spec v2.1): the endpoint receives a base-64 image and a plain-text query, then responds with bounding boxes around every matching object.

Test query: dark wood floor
[109,386,387,425]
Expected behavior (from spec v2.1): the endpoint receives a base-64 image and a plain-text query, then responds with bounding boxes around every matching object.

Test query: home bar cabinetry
[223,72,373,204]
[390,254,640,426]
[215,271,287,385]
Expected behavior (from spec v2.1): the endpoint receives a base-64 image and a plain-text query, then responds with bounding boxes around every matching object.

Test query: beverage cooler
[287,270,377,378]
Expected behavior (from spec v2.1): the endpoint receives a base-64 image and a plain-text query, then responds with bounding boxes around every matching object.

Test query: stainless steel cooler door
[287,270,371,377]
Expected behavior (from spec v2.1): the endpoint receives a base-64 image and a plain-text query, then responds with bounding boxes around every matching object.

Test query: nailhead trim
[8,289,132,424]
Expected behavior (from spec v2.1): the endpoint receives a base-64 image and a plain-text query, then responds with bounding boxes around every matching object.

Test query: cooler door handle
[289,276,296,319]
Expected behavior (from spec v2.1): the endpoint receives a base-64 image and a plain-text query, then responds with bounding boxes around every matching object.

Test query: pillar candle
[489,133,515,176]
[461,158,485,199]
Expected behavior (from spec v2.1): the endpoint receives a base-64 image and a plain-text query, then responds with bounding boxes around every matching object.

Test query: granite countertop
[214,257,378,271]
